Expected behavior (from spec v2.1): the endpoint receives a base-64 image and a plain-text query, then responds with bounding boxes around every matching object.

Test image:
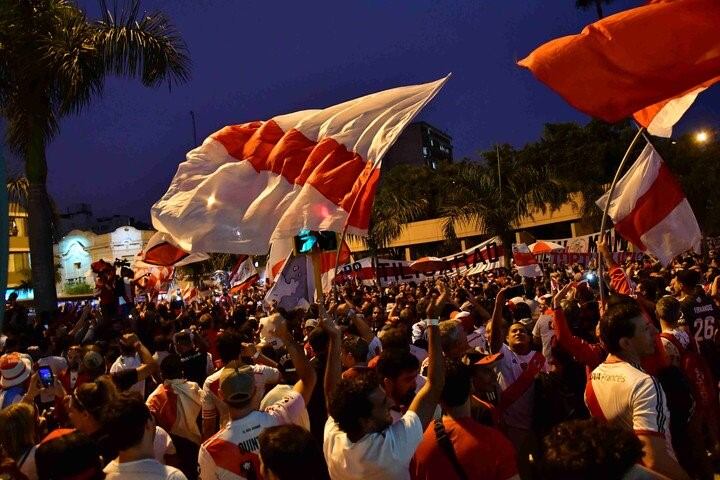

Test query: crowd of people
[2,239,720,480]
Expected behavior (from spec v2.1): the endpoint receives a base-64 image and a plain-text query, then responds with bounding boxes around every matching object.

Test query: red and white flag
[151,77,449,254]
[518,0,720,125]
[136,231,209,268]
[596,144,701,265]
[228,256,259,294]
[512,244,543,278]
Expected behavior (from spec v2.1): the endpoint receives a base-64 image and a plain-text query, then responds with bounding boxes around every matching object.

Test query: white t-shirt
[324,410,424,480]
[153,426,176,463]
[586,360,675,459]
[496,343,546,430]
[532,314,555,360]
[198,390,306,480]
[110,354,145,395]
[201,364,281,428]
[103,458,187,480]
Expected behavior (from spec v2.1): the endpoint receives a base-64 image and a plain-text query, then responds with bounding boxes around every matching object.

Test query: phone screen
[38,366,54,388]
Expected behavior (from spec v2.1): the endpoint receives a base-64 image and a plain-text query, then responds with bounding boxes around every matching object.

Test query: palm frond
[93,0,190,88]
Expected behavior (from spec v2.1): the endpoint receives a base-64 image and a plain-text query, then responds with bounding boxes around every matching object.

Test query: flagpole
[598,126,646,304]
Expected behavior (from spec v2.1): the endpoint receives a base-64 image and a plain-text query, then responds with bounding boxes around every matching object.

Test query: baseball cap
[220,363,255,406]
[82,351,104,372]
[304,319,319,329]
[474,352,503,366]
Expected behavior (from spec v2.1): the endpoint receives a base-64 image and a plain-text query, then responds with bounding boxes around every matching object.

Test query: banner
[536,231,643,265]
[336,237,504,287]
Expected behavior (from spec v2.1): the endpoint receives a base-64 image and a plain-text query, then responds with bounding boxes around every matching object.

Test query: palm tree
[0,0,190,313]
[440,147,568,267]
[575,0,615,20]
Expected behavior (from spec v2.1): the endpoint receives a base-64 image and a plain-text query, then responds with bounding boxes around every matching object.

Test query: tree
[440,146,568,267]
[575,0,615,20]
[0,0,190,313]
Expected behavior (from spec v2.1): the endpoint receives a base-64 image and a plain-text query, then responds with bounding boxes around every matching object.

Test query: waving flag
[518,0,720,125]
[151,76,449,254]
[596,144,701,265]
[267,237,350,292]
[136,232,209,268]
[512,244,543,278]
[229,256,259,294]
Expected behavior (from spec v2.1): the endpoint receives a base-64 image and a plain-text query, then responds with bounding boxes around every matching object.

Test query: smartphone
[38,366,54,388]
[505,284,525,298]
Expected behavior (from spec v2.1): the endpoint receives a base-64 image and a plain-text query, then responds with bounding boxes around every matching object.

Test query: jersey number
[693,316,717,341]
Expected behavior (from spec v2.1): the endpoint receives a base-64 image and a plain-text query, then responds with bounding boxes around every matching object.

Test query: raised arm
[552,284,605,369]
[277,318,316,405]
[123,333,158,381]
[321,312,343,411]
[487,287,508,354]
[408,281,447,427]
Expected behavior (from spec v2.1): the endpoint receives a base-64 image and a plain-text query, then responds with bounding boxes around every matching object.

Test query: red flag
[518,0,720,123]
[137,232,209,267]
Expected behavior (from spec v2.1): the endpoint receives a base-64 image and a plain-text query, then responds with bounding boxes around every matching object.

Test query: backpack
[660,333,718,416]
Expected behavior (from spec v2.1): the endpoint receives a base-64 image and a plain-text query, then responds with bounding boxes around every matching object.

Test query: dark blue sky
[7,0,719,221]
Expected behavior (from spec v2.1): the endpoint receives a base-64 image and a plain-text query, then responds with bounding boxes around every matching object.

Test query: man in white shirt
[487,288,547,479]
[110,334,148,395]
[103,393,187,479]
[323,281,447,480]
[586,297,690,480]
[201,330,281,440]
[198,317,316,480]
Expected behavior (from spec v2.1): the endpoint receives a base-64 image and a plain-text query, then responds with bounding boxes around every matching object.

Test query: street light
[695,130,710,144]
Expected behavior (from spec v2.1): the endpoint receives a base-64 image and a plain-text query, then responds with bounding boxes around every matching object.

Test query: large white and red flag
[596,144,701,265]
[151,77,449,254]
[518,0,720,131]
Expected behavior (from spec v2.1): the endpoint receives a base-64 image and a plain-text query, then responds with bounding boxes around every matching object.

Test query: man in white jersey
[201,330,280,440]
[585,297,690,480]
[198,317,315,480]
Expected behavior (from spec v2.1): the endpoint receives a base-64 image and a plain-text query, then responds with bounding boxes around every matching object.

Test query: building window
[8,253,30,273]
[74,262,82,270]
[9,219,18,237]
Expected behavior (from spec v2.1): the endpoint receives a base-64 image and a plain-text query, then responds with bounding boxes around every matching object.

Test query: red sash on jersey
[148,385,178,433]
[584,379,607,422]
[660,333,718,416]
[499,351,545,412]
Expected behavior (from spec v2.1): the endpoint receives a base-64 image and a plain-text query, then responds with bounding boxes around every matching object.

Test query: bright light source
[695,130,710,143]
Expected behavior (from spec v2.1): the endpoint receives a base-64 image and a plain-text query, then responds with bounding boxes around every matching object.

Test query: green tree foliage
[0,0,190,313]
[369,120,719,259]
[575,0,615,20]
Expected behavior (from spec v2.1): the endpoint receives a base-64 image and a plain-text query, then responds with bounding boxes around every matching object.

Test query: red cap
[475,352,503,366]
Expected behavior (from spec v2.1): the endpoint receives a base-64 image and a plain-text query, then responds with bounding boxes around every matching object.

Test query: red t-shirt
[410,416,518,480]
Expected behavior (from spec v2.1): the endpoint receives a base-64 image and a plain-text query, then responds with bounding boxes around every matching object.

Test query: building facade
[55,226,154,295]
[8,202,31,289]
[382,121,453,170]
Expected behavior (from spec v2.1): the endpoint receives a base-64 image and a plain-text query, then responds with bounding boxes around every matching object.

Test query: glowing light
[695,130,709,143]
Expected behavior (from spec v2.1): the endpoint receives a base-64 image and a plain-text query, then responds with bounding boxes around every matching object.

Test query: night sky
[5,0,719,221]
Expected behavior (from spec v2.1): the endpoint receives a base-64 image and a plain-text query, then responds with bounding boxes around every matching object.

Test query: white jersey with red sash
[585,359,676,459]
[147,379,203,444]
[198,390,305,480]
[496,344,546,430]
[202,364,281,429]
